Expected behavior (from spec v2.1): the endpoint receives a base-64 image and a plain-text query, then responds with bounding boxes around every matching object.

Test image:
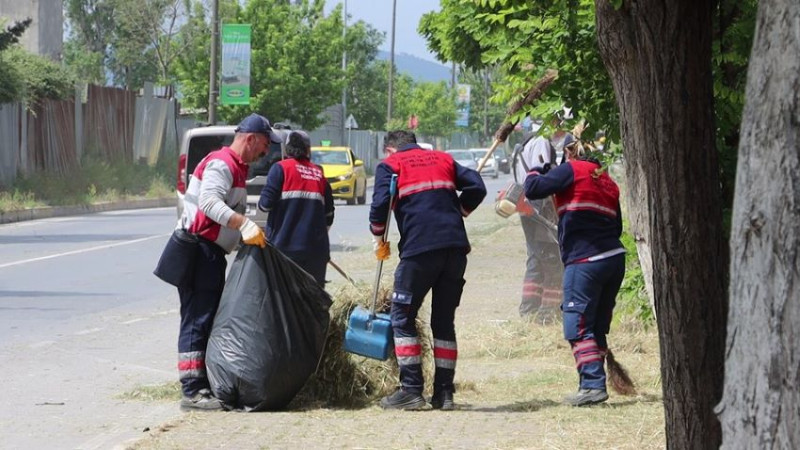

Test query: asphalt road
[0,171,511,449]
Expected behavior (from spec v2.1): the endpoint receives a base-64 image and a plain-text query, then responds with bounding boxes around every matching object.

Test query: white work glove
[373,235,390,261]
[239,218,266,248]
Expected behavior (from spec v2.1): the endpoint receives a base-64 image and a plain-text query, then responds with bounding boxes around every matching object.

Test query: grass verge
[0,153,175,212]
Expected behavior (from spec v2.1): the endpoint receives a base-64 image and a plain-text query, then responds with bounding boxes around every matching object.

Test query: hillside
[376,50,452,83]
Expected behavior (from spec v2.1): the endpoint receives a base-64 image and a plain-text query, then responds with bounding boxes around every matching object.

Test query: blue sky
[323,0,442,63]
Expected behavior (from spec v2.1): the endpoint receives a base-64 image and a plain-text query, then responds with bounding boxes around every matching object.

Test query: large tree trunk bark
[717,1,800,448]
[594,1,728,448]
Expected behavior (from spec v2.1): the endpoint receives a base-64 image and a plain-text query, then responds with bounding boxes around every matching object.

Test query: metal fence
[0,83,180,188]
[0,86,498,188]
[0,103,21,186]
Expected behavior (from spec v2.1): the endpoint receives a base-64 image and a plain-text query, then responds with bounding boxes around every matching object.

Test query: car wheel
[493,171,499,179]
[357,181,367,205]
[346,196,356,205]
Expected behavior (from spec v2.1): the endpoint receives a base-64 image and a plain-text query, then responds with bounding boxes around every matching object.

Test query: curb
[0,197,177,225]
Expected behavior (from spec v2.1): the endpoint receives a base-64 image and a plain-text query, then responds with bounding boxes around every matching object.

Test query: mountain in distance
[376,50,452,83]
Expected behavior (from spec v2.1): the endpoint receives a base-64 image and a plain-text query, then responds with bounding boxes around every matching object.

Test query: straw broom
[475,69,559,172]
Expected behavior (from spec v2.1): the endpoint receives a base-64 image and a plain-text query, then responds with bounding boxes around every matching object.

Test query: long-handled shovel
[342,174,398,360]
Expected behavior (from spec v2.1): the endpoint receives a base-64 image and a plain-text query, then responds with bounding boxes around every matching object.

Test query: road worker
[370,130,486,410]
[175,113,275,410]
[258,130,334,286]
[523,136,625,407]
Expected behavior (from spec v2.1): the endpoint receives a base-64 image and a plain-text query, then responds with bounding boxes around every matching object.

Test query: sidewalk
[0,197,177,225]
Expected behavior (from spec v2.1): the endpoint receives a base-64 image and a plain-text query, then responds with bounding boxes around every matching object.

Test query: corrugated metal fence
[0,86,490,186]
[0,84,176,187]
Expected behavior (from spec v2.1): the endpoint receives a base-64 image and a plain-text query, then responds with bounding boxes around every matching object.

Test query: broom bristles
[606,349,636,396]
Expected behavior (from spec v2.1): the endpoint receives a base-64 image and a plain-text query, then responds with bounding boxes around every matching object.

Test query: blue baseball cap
[235,113,282,143]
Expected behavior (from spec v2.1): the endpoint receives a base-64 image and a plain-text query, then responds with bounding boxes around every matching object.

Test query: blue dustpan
[343,175,398,361]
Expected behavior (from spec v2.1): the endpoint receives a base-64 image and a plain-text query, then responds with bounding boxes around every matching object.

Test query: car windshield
[471,150,488,158]
[448,151,475,161]
[311,150,350,165]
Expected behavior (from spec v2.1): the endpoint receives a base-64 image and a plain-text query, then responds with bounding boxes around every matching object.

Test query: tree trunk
[717,1,800,447]
[594,1,728,449]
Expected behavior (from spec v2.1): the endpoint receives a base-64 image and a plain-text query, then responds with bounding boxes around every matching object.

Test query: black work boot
[180,388,223,411]
[380,388,427,410]
[430,390,454,411]
[563,388,608,407]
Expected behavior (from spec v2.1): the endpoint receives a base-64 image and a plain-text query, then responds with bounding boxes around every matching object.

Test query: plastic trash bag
[206,244,331,411]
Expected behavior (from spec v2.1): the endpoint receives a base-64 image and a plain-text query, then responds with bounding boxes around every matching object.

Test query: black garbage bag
[206,244,331,411]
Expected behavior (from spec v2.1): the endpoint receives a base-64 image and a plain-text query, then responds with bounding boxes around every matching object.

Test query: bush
[0,51,24,103]
[616,229,655,326]
[6,47,75,104]
[7,154,174,209]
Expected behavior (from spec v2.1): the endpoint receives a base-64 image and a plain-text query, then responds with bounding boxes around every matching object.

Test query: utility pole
[386,0,396,127]
[341,0,347,142]
[483,68,489,140]
[208,0,219,125]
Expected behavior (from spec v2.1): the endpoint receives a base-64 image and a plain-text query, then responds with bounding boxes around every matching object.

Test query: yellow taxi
[310,146,368,205]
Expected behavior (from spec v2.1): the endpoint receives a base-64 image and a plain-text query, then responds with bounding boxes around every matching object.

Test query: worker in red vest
[258,131,334,286]
[176,113,272,410]
[523,136,625,407]
[370,130,486,410]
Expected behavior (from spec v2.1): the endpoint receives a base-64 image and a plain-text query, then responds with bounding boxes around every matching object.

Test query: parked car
[495,148,511,174]
[445,149,478,171]
[469,148,499,179]
[175,125,291,228]
[310,146,368,205]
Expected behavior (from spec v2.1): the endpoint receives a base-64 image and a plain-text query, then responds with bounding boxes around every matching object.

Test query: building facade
[0,0,63,61]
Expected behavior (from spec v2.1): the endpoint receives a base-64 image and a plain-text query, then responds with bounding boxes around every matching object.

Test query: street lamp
[208,0,219,124]
[341,0,347,142]
[386,0,396,127]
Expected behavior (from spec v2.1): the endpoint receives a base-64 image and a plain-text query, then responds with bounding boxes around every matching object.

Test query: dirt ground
[128,207,665,450]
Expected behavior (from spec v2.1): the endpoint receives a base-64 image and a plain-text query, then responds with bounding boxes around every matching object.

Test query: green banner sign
[220,24,251,105]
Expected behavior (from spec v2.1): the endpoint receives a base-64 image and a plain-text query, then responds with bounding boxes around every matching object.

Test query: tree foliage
[0,18,74,105]
[113,0,190,86]
[343,22,387,130]
[420,0,757,181]
[3,48,76,105]
[0,18,32,103]
[457,66,506,144]
[0,17,31,52]
[420,0,617,143]
[207,0,343,128]
[403,81,458,137]
[64,0,189,89]
[713,0,758,208]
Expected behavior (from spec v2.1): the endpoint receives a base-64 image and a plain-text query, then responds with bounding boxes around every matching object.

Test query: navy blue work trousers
[282,249,328,287]
[390,247,467,395]
[176,239,227,396]
[561,254,625,390]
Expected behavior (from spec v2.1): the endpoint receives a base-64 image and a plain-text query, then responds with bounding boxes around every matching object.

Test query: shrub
[5,47,75,105]
[616,229,655,326]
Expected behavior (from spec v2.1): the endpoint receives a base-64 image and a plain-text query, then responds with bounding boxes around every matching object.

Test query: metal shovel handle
[370,174,398,316]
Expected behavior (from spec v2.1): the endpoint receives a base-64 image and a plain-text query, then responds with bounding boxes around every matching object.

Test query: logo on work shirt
[296,164,323,181]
